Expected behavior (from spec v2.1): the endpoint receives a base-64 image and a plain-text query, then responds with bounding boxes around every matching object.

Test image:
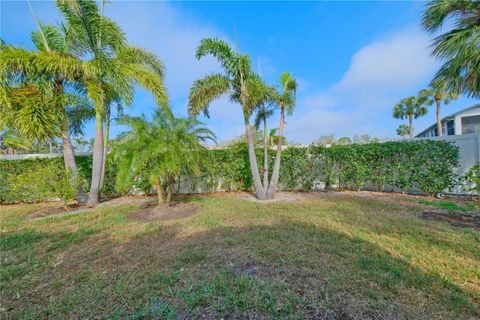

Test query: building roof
[415,104,480,137]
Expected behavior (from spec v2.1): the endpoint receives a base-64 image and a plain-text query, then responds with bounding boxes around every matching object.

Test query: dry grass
[0,192,479,319]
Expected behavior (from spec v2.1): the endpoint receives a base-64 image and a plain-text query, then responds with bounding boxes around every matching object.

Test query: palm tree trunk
[436,99,442,137]
[262,118,269,190]
[166,176,175,205]
[61,111,87,204]
[87,110,104,206]
[156,177,164,206]
[408,115,413,141]
[99,115,110,193]
[245,121,267,200]
[267,107,285,199]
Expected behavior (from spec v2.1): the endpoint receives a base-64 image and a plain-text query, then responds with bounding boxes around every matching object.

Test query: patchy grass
[1,193,479,319]
[418,199,479,213]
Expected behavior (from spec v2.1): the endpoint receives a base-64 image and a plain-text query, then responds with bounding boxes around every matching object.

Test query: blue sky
[1,0,478,144]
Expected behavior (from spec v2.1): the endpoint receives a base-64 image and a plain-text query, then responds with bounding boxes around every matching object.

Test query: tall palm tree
[267,72,297,199]
[113,110,215,206]
[1,0,168,205]
[188,37,271,200]
[418,86,458,137]
[56,0,169,205]
[422,0,480,98]
[393,96,428,140]
[254,94,276,189]
[396,124,410,140]
[29,12,92,202]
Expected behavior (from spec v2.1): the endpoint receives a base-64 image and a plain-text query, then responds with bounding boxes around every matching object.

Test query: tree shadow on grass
[3,217,478,320]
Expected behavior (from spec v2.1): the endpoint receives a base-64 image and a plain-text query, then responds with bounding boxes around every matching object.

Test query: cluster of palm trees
[188,38,297,200]
[393,86,459,140]
[1,0,168,205]
[394,0,479,140]
[0,0,297,203]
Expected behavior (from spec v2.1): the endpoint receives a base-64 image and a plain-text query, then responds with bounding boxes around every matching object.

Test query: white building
[416,104,480,138]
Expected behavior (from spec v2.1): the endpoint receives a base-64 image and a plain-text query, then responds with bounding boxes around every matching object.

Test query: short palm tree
[393,96,428,140]
[418,86,458,137]
[396,124,410,140]
[188,37,271,200]
[267,72,297,199]
[113,110,215,206]
[422,0,480,98]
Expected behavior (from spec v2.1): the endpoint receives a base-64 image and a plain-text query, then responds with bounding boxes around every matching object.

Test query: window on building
[446,120,455,135]
[461,115,480,134]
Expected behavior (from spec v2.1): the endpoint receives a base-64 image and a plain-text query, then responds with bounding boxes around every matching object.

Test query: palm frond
[188,73,231,117]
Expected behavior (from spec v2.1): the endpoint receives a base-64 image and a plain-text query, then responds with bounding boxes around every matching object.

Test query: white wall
[454,106,480,135]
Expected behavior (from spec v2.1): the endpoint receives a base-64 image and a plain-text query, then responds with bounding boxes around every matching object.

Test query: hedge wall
[0,140,459,203]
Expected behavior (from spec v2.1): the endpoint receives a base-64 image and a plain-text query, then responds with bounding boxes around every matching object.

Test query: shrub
[0,140,460,203]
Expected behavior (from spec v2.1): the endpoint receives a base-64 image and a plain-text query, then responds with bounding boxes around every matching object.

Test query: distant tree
[393,96,428,140]
[268,128,286,147]
[314,135,336,146]
[396,124,410,140]
[418,86,458,137]
[337,136,352,145]
[422,0,480,98]
[353,134,378,144]
[74,136,89,153]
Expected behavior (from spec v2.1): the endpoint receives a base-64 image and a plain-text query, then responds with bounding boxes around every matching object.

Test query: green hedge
[0,140,459,203]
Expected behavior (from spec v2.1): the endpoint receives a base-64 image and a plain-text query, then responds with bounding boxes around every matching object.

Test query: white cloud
[336,29,435,92]
[286,28,437,143]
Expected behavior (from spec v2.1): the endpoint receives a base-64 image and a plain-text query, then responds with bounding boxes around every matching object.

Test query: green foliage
[3,160,76,207]
[0,140,460,203]
[464,164,480,192]
[422,0,480,98]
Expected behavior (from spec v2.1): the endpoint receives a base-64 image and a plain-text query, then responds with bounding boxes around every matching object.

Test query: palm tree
[267,72,297,199]
[268,128,286,147]
[30,18,92,202]
[55,0,169,205]
[393,96,428,140]
[418,86,458,137]
[188,37,271,200]
[396,124,410,140]
[74,136,89,153]
[254,97,276,189]
[113,110,215,206]
[422,0,480,98]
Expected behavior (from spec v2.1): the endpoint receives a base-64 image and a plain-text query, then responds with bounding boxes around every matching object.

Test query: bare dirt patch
[421,211,480,230]
[236,191,319,203]
[27,196,155,220]
[129,202,199,222]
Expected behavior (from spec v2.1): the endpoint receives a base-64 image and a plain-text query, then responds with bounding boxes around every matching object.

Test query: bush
[0,140,460,203]
[6,161,76,207]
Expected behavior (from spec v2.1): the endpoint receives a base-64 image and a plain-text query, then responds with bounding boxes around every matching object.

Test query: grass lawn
[1,193,479,319]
